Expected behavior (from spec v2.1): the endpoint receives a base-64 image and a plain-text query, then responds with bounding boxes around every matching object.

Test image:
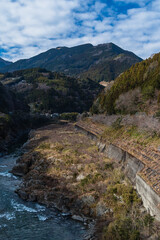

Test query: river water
[0,154,88,240]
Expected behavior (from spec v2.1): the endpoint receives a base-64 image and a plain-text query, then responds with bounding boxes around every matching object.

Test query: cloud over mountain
[0,0,160,61]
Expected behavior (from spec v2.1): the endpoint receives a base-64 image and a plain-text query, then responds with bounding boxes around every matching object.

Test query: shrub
[102,217,140,240]
[143,214,154,235]
[115,88,142,114]
[111,117,122,130]
[154,110,160,117]
[60,112,78,121]
[142,85,155,99]
[38,143,51,149]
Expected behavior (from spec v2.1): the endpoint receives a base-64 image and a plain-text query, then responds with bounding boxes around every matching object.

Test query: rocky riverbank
[11,122,160,240]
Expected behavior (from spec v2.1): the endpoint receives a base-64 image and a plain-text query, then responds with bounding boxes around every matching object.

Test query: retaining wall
[75,123,160,221]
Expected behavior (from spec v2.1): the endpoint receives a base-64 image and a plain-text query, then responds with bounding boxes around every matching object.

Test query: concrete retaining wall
[107,144,125,163]
[75,123,160,221]
[75,125,98,141]
[124,153,145,184]
[136,175,160,221]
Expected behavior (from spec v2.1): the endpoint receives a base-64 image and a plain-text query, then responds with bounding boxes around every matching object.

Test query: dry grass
[25,123,142,219]
[101,125,160,148]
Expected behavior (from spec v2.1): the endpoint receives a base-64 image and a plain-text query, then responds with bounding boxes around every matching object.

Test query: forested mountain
[0,43,142,82]
[1,68,103,113]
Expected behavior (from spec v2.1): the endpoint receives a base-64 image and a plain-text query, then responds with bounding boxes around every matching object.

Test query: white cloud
[0,0,81,60]
[0,0,160,61]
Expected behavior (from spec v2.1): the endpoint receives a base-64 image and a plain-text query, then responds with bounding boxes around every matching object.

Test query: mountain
[0,58,12,69]
[91,52,160,115]
[0,43,142,82]
[1,68,103,113]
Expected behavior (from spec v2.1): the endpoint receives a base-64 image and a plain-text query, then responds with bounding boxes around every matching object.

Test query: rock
[76,173,86,181]
[97,142,106,152]
[77,164,83,171]
[17,189,28,200]
[72,215,84,222]
[148,235,160,240]
[28,193,37,202]
[11,163,28,176]
[96,202,110,217]
[81,195,95,206]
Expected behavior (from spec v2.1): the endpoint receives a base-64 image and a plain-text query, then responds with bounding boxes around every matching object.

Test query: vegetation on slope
[1,68,103,113]
[91,53,160,114]
[0,82,28,113]
[0,81,31,152]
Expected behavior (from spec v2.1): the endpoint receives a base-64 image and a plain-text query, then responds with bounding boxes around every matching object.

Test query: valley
[0,42,160,240]
[0,0,159,238]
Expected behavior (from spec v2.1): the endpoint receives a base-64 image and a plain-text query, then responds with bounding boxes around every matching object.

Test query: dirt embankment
[12,124,113,218]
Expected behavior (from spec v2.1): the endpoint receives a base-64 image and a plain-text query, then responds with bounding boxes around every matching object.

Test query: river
[0,153,88,240]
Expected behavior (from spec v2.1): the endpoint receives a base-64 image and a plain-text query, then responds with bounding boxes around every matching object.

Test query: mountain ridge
[0,58,12,69]
[0,43,142,82]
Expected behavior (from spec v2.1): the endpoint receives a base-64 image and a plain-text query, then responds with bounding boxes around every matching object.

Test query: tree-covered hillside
[91,53,160,114]
[0,80,30,152]
[1,68,103,113]
[0,82,28,113]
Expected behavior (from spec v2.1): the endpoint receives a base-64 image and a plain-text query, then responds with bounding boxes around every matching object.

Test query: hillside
[0,68,103,113]
[91,53,160,115]
[0,81,30,153]
[0,82,27,113]
[0,43,142,82]
[0,58,12,69]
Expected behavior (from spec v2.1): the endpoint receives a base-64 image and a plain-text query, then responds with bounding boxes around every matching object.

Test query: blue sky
[0,0,160,61]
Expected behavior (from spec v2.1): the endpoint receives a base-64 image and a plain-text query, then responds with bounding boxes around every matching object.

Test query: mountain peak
[0,43,142,82]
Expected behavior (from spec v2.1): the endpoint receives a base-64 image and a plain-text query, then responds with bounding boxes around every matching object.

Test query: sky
[0,0,160,62]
